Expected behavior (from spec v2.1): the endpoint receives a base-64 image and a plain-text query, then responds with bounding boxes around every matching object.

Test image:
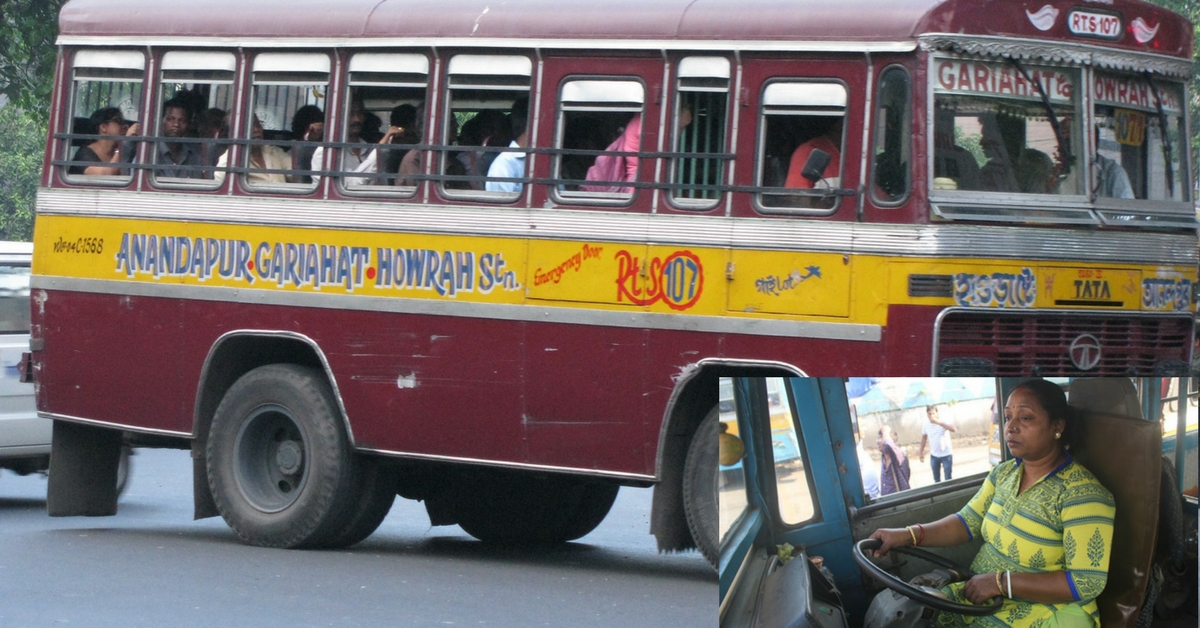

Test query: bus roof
[59,0,1192,60]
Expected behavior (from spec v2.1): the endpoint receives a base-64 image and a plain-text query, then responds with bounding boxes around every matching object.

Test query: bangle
[995,572,1004,597]
[1006,570,1012,598]
[915,523,925,546]
[906,526,918,547]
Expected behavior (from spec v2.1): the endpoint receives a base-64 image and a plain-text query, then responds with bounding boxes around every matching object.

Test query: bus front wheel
[683,406,719,567]
[206,364,360,549]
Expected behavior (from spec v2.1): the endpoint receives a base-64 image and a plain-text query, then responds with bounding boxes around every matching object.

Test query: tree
[0,0,63,241]
[0,105,42,241]
[0,0,65,122]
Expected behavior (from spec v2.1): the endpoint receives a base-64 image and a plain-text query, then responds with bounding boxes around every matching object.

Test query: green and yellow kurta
[936,456,1115,628]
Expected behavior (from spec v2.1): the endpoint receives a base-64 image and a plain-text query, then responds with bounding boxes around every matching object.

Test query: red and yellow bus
[31,0,1197,564]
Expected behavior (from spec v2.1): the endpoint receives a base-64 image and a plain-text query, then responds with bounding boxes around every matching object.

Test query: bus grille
[935,311,1194,376]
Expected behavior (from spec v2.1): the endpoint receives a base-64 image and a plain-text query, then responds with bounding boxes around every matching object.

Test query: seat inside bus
[1067,378,1161,628]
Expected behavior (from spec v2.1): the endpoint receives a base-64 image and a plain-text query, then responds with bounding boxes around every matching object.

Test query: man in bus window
[312,97,373,185]
[485,96,529,193]
[156,97,203,179]
[1094,126,1134,199]
[784,117,842,189]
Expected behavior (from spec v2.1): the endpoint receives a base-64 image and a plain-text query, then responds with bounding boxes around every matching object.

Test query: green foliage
[0,106,43,241]
[0,0,66,123]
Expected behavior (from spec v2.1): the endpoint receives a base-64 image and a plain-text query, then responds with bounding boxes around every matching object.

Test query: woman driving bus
[869,379,1115,628]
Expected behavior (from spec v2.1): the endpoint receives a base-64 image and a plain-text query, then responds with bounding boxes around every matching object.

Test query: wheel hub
[275,440,303,475]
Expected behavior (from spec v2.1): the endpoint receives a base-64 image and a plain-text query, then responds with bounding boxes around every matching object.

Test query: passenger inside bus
[290,105,325,184]
[933,109,980,191]
[155,97,203,179]
[868,379,1115,628]
[196,107,230,175]
[455,109,512,190]
[581,114,641,193]
[216,115,291,184]
[68,106,138,176]
[977,114,1021,193]
[1014,148,1059,194]
[785,116,841,189]
[484,96,529,193]
[1093,127,1134,199]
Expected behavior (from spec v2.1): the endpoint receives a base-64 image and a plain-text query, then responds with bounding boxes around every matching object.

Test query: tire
[317,456,396,549]
[206,364,359,548]
[115,445,132,497]
[683,406,719,568]
[454,472,619,544]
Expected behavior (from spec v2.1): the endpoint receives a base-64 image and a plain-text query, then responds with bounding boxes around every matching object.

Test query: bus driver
[868,379,1115,628]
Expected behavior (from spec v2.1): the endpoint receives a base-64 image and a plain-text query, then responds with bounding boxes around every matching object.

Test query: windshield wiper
[1144,72,1176,198]
[1008,58,1075,177]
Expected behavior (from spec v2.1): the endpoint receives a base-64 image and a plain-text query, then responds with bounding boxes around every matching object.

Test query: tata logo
[1068,334,1102,371]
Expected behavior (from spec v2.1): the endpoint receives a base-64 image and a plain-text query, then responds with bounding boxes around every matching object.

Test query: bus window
[757,81,847,213]
[931,59,1082,196]
[767,378,817,524]
[341,53,429,195]
[154,51,236,187]
[670,57,729,210]
[440,54,532,200]
[554,78,645,203]
[718,377,749,543]
[870,65,911,205]
[64,49,144,183]
[1092,73,1188,202]
[246,52,329,191]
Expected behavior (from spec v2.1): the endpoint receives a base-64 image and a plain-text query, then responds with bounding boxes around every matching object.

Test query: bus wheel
[683,406,719,567]
[455,473,619,544]
[206,364,358,548]
[316,456,396,549]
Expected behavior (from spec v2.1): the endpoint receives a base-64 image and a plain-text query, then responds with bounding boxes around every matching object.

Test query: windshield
[1092,72,1188,202]
[931,59,1082,196]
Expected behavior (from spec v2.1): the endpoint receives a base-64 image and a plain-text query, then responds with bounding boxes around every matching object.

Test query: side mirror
[801,148,832,184]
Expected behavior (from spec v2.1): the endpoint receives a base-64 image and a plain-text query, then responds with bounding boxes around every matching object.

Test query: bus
[30,0,1198,564]
[718,376,1197,628]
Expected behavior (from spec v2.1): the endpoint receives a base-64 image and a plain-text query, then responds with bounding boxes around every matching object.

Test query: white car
[0,242,49,476]
[0,242,128,490]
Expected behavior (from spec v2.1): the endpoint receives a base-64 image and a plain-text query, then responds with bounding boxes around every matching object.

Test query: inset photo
[718,377,1197,628]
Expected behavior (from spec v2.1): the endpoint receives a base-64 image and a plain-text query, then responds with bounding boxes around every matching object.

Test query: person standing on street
[919,404,957,482]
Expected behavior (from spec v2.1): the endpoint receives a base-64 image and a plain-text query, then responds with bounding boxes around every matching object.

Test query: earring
[1055,432,1061,440]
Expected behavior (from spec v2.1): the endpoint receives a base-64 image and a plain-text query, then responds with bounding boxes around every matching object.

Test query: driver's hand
[962,573,1003,605]
[867,528,911,557]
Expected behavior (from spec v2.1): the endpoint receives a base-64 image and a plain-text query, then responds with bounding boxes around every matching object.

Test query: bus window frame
[549,74,648,208]
[149,49,239,191]
[335,50,432,199]
[241,50,331,196]
[752,77,851,217]
[868,63,912,208]
[61,48,147,188]
[435,52,534,205]
[925,54,1095,220]
[765,377,822,528]
[664,55,733,214]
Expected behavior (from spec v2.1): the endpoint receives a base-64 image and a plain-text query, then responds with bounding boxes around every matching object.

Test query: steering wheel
[852,538,1003,616]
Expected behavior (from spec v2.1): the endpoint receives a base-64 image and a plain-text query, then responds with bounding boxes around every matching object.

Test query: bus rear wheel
[206,364,359,549]
[683,406,719,567]
[316,456,396,549]
[453,472,619,544]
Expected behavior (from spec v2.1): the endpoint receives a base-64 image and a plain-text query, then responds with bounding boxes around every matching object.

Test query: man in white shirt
[485,96,529,194]
[918,404,957,482]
